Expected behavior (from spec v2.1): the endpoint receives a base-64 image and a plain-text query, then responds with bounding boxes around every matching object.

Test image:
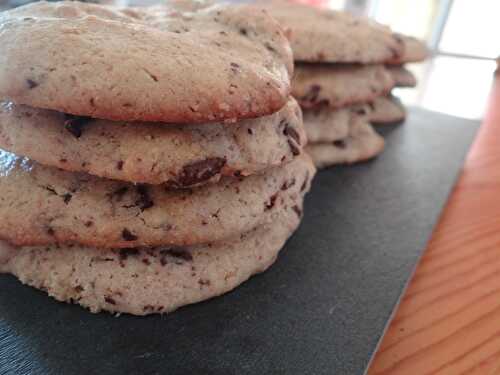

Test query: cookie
[0,205,301,315]
[387,65,417,87]
[369,95,406,124]
[293,63,395,109]
[258,1,403,63]
[0,99,304,186]
[387,35,428,64]
[306,120,384,168]
[0,1,292,123]
[303,105,368,143]
[0,150,315,248]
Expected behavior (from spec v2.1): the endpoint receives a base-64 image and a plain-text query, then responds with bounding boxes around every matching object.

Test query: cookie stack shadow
[262,1,428,168]
[0,1,315,315]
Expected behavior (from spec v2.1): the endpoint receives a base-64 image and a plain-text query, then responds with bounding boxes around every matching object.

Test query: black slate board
[0,108,479,375]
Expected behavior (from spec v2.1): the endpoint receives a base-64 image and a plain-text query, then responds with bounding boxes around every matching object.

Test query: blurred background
[1,0,498,119]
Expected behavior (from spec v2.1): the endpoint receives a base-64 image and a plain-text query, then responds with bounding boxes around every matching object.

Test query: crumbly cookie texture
[369,95,406,124]
[0,207,301,316]
[293,64,395,109]
[258,1,404,63]
[306,119,384,168]
[387,65,417,87]
[0,1,292,123]
[0,150,315,248]
[0,99,304,186]
[303,105,369,143]
[387,35,428,65]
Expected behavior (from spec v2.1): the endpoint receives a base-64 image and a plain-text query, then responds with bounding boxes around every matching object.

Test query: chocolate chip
[247,128,253,135]
[284,124,301,145]
[142,258,151,265]
[47,227,55,236]
[135,185,154,211]
[84,221,93,227]
[116,160,124,170]
[264,42,276,52]
[301,84,321,103]
[333,140,347,149]
[26,79,38,89]
[281,178,296,191]
[292,205,302,217]
[265,192,279,210]
[176,158,226,187]
[122,229,138,241]
[62,193,72,204]
[160,248,193,262]
[230,62,240,73]
[64,115,92,138]
[198,279,211,286]
[288,140,301,156]
[104,296,116,305]
[239,28,247,36]
[74,285,84,293]
[44,186,57,195]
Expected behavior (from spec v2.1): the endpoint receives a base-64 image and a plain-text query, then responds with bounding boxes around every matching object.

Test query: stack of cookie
[0,1,315,315]
[370,35,429,125]
[261,1,425,168]
[260,1,402,168]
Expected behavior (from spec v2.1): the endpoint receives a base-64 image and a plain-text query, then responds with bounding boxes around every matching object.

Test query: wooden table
[367,73,500,374]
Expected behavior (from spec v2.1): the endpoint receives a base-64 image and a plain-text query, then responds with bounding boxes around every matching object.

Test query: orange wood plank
[367,72,500,375]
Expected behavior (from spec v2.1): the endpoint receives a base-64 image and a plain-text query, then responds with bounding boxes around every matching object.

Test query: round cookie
[369,95,406,124]
[258,1,404,64]
[303,105,368,143]
[306,120,385,168]
[293,64,395,109]
[387,35,428,65]
[0,1,292,123]
[0,150,315,248]
[387,65,417,87]
[0,99,305,186]
[0,206,301,315]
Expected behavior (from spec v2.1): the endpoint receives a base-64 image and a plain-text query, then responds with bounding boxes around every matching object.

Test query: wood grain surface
[368,73,500,375]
